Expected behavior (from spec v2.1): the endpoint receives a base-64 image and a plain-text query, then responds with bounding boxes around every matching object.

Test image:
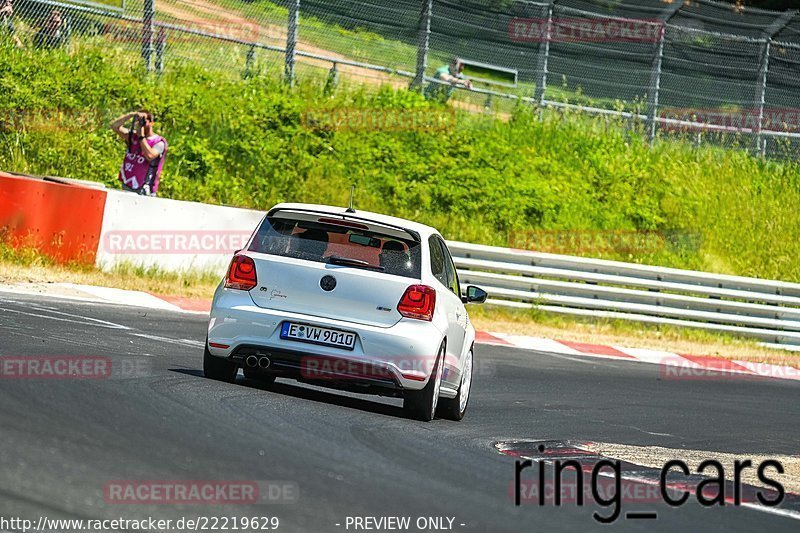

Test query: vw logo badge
[320,275,337,292]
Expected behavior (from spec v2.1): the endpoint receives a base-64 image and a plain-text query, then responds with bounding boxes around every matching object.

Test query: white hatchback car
[204,203,487,421]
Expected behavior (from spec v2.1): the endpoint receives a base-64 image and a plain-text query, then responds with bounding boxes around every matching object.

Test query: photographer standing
[110,110,168,196]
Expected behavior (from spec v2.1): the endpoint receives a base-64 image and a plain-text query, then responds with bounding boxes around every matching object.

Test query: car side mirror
[462,285,488,305]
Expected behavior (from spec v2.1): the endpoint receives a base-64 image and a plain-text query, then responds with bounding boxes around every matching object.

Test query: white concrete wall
[96,190,266,275]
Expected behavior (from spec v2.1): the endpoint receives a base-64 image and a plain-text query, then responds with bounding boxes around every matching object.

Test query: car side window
[428,236,448,288]
[440,240,460,296]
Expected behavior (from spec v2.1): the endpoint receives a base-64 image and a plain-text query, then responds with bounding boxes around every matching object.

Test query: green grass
[2,40,800,283]
[0,240,221,297]
[0,239,60,268]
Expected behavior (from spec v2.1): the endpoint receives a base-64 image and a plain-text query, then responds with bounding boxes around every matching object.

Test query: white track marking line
[740,502,800,521]
[0,306,129,330]
[629,426,675,437]
[537,350,608,366]
[130,333,204,348]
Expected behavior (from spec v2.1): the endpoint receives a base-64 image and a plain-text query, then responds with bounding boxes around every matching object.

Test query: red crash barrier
[0,172,107,264]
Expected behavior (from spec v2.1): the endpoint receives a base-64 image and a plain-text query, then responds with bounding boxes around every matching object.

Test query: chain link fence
[4,0,800,156]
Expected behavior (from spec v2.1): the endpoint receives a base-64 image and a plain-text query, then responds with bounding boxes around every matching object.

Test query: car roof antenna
[346,185,356,213]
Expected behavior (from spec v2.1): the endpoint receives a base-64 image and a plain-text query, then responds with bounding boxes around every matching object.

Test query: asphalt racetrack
[1,291,799,532]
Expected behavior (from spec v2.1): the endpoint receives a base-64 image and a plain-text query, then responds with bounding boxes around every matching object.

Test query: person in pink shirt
[110,110,168,196]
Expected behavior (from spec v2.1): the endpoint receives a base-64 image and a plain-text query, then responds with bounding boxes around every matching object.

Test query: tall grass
[1,42,800,281]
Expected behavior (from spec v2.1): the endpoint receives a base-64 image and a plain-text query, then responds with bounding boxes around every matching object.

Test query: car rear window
[248,216,422,279]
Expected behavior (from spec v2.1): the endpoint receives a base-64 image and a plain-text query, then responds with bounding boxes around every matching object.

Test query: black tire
[203,344,238,383]
[403,341,445,422]
[439,346,473,421]
[243,367,277,386]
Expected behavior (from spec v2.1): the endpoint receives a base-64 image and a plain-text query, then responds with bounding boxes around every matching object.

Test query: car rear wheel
[403,342,445,422]
[439,347,473,421]
[203,343,238,383]
[243,367,277,386]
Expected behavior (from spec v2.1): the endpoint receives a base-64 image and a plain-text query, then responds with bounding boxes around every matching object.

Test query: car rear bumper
[207,288,444,391]
[232,344,405,397]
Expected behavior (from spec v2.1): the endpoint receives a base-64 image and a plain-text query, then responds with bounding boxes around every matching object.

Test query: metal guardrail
[447,241,800,346]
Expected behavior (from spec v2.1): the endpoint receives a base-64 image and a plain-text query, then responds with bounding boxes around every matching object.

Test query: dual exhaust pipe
[245,354,271,369]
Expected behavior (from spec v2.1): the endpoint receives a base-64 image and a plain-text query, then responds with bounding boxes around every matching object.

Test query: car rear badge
[377,306,392,312]
[320,275,337,292]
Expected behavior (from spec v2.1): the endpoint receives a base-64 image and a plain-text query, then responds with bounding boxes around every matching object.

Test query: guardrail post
[646,23,666,144]
[754,10,795,156]
[755,39,771,156]
[245,44,256,78]
[412,0,433,89]
[325,62,339,95]
[646,2,681,144]
[155,27,165,75]
[142,0,155,72]
[285,0,300,86]
[533,1,553,106]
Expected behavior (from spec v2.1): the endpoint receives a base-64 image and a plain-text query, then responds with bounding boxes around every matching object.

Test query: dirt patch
[0,282,98,299]
[157,0,407,87]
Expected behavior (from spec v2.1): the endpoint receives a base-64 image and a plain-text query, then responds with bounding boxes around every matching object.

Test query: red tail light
[225,254,257,290]
[398,285,436,321]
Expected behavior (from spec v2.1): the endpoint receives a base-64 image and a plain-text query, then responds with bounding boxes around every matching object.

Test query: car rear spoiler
[266,207,421,242]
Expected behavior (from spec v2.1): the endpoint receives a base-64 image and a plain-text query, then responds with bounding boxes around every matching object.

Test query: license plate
[280,322,356,351]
